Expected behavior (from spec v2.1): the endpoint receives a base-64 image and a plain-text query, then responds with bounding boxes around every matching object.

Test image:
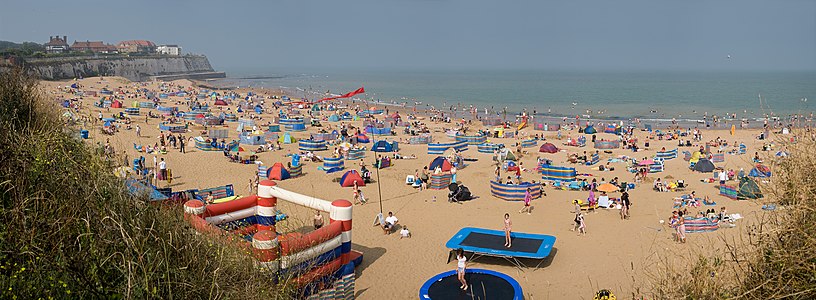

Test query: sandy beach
[52,76,776,299]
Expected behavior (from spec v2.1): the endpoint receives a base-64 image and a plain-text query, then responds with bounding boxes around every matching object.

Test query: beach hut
[539,143,559,153]
[278,132,297,144]
[692,158,715,173]
[299,139,328,151]
[371,140,398,152]
[583,125,597,134]
[429,156,453,172]
[340,170,365,187]
[267,162,291,180]
[356,133,371,143]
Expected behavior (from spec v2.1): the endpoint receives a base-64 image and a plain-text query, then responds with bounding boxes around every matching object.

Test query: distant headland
[0,35,225,81]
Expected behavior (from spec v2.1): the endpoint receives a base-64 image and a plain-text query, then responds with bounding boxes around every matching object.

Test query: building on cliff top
[117,40,157,53]
[44,36,69,54]
[156,45,182,56]
[71,41,118,54]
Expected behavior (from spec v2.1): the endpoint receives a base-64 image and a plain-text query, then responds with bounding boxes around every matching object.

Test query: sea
[208,69,816,123]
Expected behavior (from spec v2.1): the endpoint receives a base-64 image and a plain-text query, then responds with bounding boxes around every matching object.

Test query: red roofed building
[71,41,118,53]
[117,40,157,53]
[44,35,69,54]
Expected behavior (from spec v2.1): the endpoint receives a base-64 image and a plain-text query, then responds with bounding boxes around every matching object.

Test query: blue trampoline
[446,227,556,269]
[419,268,522,300]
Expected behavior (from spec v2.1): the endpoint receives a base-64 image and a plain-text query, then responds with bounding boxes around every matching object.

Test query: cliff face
[20,55,220,81]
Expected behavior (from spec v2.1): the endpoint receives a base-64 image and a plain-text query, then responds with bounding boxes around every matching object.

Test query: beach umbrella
[597,183,618,193]
[638,159,655,166]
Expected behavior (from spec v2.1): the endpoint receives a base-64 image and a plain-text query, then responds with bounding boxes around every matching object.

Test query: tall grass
[648,133,816,299]
[0,69,295,299]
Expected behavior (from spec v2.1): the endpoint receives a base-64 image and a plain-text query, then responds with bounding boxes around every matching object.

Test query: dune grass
[648,134,816,299]
[0,69,295,299]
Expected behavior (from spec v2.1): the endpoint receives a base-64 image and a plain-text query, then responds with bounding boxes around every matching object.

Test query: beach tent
[339,170,365,187]
[214,99,228,106]
[328,114,340,122]
[584,125,597,134]
[429,156,453,172]
[692,158,715,173]
[500,148,517,161]
[738,177,762,199]
[539,143,559,153]
[371,140,397,152]
[111,100,122,108]
[356,133,371,143]
[749,164,772,178]
[267,163,291,180]
[278,132,297,144]
[311,104,321,112]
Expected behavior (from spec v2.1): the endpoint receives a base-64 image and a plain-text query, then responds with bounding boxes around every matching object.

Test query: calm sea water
[212,69,816,120]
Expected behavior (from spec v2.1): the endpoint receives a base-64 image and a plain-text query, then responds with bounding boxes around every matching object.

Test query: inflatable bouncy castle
[184,181,362,299]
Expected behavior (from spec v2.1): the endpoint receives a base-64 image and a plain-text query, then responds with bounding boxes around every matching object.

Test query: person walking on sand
[503,213,512,248]
[518,188,533,214]
[677,211,687,243]
[577,212,586,236]
[456,248,468,291]
[620,190,631,220]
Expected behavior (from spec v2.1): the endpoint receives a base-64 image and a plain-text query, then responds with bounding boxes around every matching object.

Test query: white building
[156,45,182,56]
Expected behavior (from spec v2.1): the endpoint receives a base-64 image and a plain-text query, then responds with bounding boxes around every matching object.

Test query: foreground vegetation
[0,69,294,299]
[649,134,816,299]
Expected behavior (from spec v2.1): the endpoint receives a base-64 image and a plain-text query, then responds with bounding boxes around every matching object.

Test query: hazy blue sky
[1,0,814,73]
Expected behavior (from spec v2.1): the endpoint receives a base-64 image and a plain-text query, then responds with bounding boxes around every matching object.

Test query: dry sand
[49,77,773,299]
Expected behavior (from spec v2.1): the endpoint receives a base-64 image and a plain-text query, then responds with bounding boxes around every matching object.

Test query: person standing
[620,190,631,220]
[179,136,185,153]
[158,158,167,181]
[503,213,512,248]
[135,124,141,137]
[456,248,468,291]
[518,188,533,214]
[677,211,687,243]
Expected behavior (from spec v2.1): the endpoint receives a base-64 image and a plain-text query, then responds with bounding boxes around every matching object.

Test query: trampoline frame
[419,268,523,300]
[445,227,556,271]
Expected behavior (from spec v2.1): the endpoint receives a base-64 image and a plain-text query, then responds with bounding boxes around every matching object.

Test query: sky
[1,0,815,73]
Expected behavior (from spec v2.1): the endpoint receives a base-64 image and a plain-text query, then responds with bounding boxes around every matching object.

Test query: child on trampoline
[504,213,512,248]
[456,248,468,291]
